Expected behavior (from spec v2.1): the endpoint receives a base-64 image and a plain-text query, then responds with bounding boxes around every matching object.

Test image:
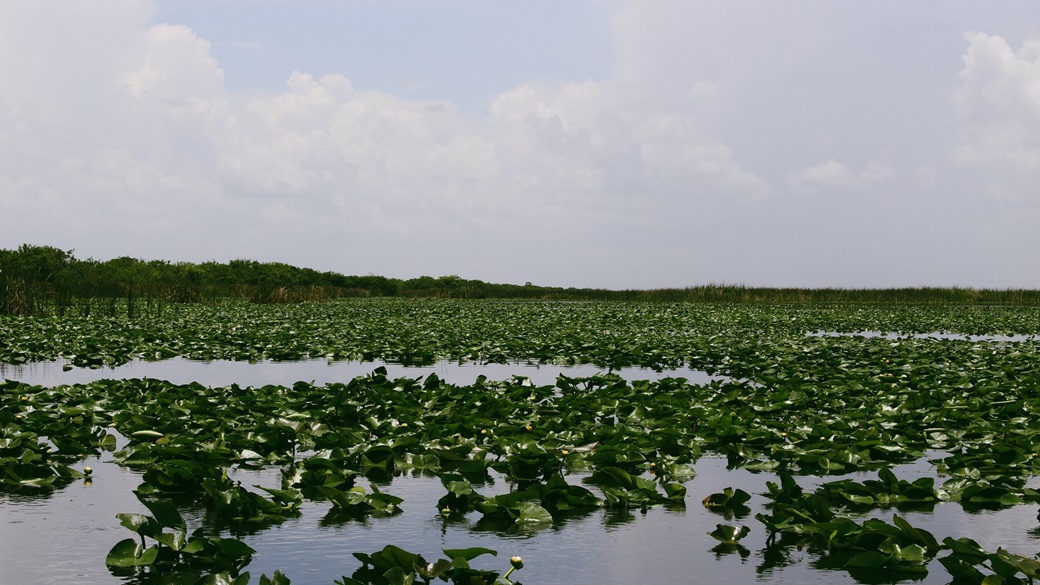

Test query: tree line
[0,244,579,315]
[2,244,1039,316]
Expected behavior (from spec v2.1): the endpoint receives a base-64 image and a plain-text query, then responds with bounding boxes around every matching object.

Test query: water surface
[3,359,1040,585]
[808,331,1037,342]
[0,357,719,388]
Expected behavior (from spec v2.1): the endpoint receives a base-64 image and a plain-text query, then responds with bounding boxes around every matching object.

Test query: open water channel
[2,358,1039,585]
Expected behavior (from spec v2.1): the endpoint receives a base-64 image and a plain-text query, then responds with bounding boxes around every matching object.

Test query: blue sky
[151,1,613,110]
[3,1,1040,288]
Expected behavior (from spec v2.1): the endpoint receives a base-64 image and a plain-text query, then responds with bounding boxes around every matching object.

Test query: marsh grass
[613,285,1040,305]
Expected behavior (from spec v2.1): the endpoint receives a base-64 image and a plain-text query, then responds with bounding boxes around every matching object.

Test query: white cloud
[787,159,894,195]
[10,1,1038,288]
[488,82,770,201]
[687,81,721,101]
[954,32,1040,170]
[125,24,225,101]
[1,1,771,255]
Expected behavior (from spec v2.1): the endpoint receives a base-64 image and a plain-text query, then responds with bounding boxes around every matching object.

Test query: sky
[2,1,1040,289]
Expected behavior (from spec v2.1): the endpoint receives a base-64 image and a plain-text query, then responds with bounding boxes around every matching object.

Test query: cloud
[1,1,770,235]
[488,81,770,202]
[687,81,720,101]
[954,32,1040,170]
[125,24,225,102]
[787,159,894,195]
[27,0,1037,288]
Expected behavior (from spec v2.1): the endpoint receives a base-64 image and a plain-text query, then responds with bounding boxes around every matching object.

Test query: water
[808,331,1037,342]
[0,357,720,388]
[3,359,1040,584]
[7,449,1038,585]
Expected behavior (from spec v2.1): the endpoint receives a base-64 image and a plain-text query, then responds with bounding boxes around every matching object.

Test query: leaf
[845,551,891,569]
[416,559,453,580]
[593,467,636,489]
[138,495,185,529]
[105,538,159,567]
[254,485,302,506]
[116,512,157,535]
[994,548,1040,579]
[367,545,420,572]
[446,479,474,496]
[708,524,750,544]
[442,547,497,562]
[877,467,898,488]
[383,566,414,585]
[663,482,687,501]
[516,502,553,525]
[153,529,187,551]
[702,487,748,507]
[893,544,928,563]
[893,514,939,551]
[943,537,989,561]
[216,537,256,561]
[938,554,987,584]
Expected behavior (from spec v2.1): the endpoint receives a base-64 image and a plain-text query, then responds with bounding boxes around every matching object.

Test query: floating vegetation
[2,298,1040,369]
[5,299,1040,582]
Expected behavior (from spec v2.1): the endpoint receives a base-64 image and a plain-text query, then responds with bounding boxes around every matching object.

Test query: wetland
[3,299,1040,584]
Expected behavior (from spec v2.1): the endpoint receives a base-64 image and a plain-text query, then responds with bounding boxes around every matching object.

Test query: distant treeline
[2,244,1039,316]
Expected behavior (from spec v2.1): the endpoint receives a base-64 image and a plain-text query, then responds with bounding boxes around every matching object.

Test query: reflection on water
[5,448,1040,585]
[0,357,720,388]
[4,359,1040,585]
[0,450,144,585]
[809,330,1037,342]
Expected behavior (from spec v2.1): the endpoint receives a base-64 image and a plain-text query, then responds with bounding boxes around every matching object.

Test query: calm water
[0,357,720,388]
[808,331,1037,342]
[2,359,1039,585]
